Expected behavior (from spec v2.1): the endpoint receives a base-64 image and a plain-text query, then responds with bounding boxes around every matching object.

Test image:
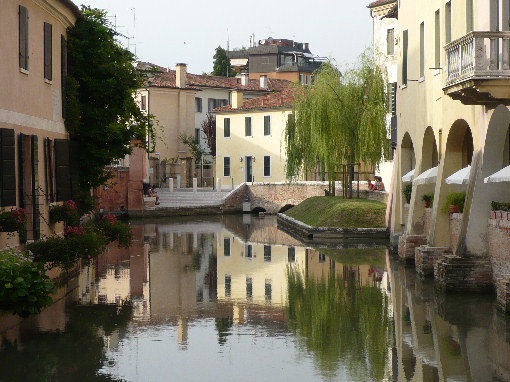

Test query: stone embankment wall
[449,213,463,250]
[488,212,510,284]
[222,181,388,213]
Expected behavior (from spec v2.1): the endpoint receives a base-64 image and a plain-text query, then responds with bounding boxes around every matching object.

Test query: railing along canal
[445,31,510,88]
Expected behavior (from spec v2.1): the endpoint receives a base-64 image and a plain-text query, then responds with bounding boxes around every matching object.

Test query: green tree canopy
[212,46,236,77]
[66,7,156,190]
[285,50,388,193]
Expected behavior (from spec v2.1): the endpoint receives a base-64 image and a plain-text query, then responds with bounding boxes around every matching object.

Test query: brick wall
[94,169,129,212]
[488,215,510,284]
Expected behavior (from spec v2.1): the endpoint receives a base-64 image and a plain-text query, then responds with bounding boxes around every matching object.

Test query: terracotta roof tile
[213,87,297,112]
[139,62,292,93]
[368,0,396,8]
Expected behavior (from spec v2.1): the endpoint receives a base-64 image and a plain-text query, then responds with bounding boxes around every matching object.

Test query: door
[245,156,253,182]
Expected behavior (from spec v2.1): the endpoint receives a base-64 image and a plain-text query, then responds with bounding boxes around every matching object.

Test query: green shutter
[69,140,80,201]
[31,135,40,240]
[61,35,67,118]
[19,5,28,70]
[44,23,52,80]
[264,116,271,136]
[54,139,71,201]
[0,129,16,207]
[402,30,408,85]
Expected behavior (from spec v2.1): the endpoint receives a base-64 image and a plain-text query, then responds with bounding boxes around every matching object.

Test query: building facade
[0,0,81,246]
[391,0,510,291]
[214,90,296,189]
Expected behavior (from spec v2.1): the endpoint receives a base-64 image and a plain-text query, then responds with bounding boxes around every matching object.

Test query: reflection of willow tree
[0,301,133,381]
[287,268,392,381]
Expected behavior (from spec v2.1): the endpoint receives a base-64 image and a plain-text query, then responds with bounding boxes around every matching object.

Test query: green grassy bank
[284,197,386,229]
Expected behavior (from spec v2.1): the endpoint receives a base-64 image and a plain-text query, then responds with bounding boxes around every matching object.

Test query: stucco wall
[488,215,510,284]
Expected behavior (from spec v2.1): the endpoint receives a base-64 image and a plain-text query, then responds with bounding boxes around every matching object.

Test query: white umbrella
[484,164,510,183]
[401,169,415,183]
[413,166,438,185]
[445,165,471,185]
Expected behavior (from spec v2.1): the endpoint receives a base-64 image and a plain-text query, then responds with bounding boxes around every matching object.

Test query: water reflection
[0,215,509,381]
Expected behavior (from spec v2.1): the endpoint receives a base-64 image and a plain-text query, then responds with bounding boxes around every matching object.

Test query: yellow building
[0,0,81,245]
[214,89,297,189]
[390,1,510,282]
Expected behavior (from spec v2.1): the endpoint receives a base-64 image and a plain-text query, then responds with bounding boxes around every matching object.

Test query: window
[288,247,296,263]
[61,35,67,117]
[246,244,253,259]
[44,23,52,81]
[265,279,272,301]
[305,75,309,85]
[445,2,452,44]
[224,237,230,256]
[141,95,147,111]
[224,118,230,137]
[387,28,395,55]
[225,275,231,297]
[264,115,271,136]
[195,97,202,113]
[466,0,474,32]
[402,30,408,86]
[223,157,230,177]
[208,98,227,111]
[245,117,252,136]
[263,156,271,177]
[19,5,29,71]
[387,83,397,115]
[299,74,303,84]
[420,22,425,78]
[264,245,271,262]
[0,129,16,206]
[435,10,441,68]
[246,277,253,299]
[319,253,326,263]
[195,128,200,144]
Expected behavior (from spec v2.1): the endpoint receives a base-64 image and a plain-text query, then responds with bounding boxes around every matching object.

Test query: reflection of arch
[251,206,267,214]
[420,127,438,173]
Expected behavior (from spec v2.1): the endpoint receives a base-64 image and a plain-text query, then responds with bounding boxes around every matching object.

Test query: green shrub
[491,201,510,211]
[0,249,55,317]
[0,208,27,243]
[441,192,466,214]
[422,193,434,206]
[402,184,413,203]
[96,214,132,247]
[27,227,106,270]
[49,200,80,226]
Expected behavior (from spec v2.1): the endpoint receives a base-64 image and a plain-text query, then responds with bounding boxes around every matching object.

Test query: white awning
[413,166,438,185]
[484,164,510,183]
[445,165,471,185]
[401,169,415,183]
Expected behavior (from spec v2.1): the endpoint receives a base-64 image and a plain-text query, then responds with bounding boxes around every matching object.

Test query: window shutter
[44,23,52,80]
[54,139,71,201]
[18,134,26,209]
[61,35,67,118]
[69,140,80,201]
[31,135,40,240]
[0,129,16,207]
[402,30,408,85]
[19,5,29,70]
[264,116,271,135]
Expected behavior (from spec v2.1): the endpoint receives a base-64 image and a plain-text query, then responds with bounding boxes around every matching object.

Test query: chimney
[304,43,309,50]
[232,91,243,109]
[241,72,249,86]
[259,75,268,90]
[176,63,187,88]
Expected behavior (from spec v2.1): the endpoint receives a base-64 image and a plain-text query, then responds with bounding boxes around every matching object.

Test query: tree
[212,46,236,77]
[285,50,388,197]
[179,134,204,162]
[201,113,216,156]
[66,7,156,190]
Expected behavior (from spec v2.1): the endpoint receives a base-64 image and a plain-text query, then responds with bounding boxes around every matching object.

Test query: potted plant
[402,184,413,204]
[491,201,510,211]
[441,192,466,214]
[422,193,434,208]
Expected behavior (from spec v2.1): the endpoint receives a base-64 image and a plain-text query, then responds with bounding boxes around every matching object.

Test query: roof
[140,63,292,93]
[213,88,296,112]
[367,0,397,8]
[58,0,83,20]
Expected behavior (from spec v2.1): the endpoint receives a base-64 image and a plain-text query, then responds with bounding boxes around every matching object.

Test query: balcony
[444,31,510,105]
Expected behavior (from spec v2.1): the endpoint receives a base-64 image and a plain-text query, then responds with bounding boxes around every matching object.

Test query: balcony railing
[445,31,510,89]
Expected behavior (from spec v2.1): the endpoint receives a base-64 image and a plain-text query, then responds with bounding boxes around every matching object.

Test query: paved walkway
[153,188,231,208]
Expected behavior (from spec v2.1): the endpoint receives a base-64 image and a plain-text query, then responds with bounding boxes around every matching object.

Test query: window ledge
[433,69,441,76]
[418,77,425,83]
[19,68,29,75]
[44,78,53,85]
[400,84,407,89]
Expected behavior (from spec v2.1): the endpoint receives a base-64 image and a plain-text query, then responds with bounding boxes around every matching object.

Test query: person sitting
[374,176,385,191]
[148,185,160,205]
[368,178,377,191]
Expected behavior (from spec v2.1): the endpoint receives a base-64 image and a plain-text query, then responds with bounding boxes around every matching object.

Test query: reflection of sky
[99,320,353,382]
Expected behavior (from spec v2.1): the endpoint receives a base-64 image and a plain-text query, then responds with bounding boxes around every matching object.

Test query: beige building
[0,0,81,246]
[214,89,297,189]
[390,1,510,284]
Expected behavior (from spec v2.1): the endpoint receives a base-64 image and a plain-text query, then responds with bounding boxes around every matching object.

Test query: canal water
[0,215,509,382]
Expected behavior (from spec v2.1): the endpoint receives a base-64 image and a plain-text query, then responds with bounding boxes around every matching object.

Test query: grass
[284,196,387,229]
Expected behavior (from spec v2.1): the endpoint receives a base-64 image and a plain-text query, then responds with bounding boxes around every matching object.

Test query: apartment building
[392,0,510,290]
[0,0,81,245]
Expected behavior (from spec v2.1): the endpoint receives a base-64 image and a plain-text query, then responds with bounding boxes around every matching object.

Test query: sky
[80,0,374,75]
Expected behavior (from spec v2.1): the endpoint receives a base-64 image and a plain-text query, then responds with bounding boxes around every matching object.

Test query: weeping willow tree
[285,50,388,196]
